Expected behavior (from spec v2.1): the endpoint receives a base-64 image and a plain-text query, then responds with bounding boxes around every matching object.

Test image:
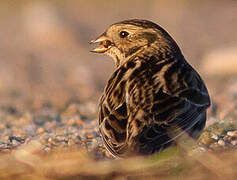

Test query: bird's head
[90,19,181,67]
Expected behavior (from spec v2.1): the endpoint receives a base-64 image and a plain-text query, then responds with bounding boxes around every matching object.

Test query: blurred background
[0,0,236,111]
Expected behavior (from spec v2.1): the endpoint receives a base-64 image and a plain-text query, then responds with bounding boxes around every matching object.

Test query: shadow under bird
[90,19,210,157]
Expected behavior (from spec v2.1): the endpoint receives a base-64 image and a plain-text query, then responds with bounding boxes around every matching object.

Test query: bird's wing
[98,66,131,157]
[126,59,210,154]
[162,62,210,108]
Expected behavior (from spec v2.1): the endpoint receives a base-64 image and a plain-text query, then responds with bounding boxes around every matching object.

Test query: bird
[90,19,210,157]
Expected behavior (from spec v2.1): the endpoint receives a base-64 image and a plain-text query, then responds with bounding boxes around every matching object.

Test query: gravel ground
[0,102,109,159]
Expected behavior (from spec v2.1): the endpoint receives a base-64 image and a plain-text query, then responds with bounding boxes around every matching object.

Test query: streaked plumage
[90,19,210,157]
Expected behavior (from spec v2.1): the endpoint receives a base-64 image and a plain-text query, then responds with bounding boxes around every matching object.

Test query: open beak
[90,34,113,53]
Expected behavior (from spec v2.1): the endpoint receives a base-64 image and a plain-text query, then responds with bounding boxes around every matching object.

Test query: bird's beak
[90,34,113,53]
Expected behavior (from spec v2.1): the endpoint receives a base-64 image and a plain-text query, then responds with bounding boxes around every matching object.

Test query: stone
[231,140,237,146]
[211,134,219,141]
[227,131,237,137]
[217,139,225,146]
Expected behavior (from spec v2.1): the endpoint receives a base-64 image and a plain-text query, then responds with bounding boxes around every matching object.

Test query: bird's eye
[119,31,129,38]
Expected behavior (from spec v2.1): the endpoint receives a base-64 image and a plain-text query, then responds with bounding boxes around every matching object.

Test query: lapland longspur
[90,19,210,157]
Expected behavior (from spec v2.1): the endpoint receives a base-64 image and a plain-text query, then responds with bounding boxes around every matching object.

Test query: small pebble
[0,143,8,149]
[218,139,225,146]
[55,136,65,142]
[44,147,51,152]
[67,139,74,146]
[190,146,207,155]
[211,134,219,140]
[227,131,237,137]
[231,140,237,146]
[48,138,53,143]
[86,134,94,139]
[209,142,219,149]
[9,136,25,143]
[223,135,231,142]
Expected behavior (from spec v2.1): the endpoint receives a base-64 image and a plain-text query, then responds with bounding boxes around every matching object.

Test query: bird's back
[99,54,210,157]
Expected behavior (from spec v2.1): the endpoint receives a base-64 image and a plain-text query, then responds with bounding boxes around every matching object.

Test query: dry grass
[0,140,236,180]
